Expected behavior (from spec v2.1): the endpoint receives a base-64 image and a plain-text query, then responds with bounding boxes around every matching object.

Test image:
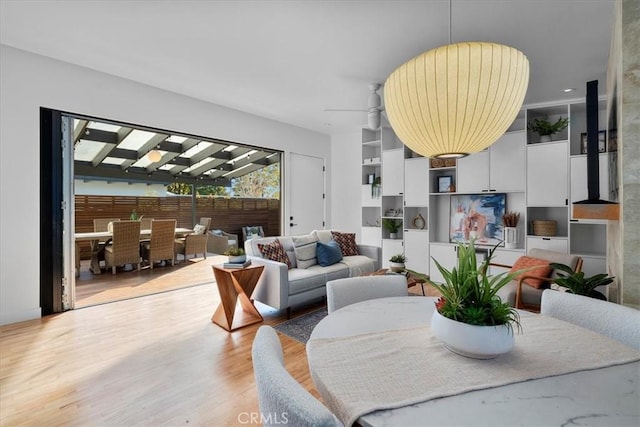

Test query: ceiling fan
[324,83,384,129]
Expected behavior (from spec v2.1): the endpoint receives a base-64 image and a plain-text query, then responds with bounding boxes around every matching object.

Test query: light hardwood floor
[2,271,430,426]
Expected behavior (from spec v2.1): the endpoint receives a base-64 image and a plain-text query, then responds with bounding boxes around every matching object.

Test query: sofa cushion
[314,229,334,244]
[316,240,343,266]
[292,234,318,269]
[510,256,553,289]
[340,255,376,276]
[331,231,359,256]
[308,262,350,283]
[288,268,327,295]
[257,239,291,269]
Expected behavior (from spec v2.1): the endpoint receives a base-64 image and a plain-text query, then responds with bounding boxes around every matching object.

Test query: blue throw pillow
[316,240,343,266]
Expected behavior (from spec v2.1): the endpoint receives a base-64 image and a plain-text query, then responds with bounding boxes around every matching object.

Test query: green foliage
[550,263,613,300]
[166,183,229,196]
[382,218,402,233]
[129,210,143,220]
[232,164,280,199]
[527,116,569,135]
[389,253,407,263]
[223,247,245,256]
[431,239,521,332]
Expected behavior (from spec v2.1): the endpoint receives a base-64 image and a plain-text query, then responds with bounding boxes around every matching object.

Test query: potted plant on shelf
[527,116,569,142]
[501,211,520,249]
[223,247,246,264]
[382,218,402,239]
[389,254,407,273]
[430,239,522,359]
[549,263,614,301]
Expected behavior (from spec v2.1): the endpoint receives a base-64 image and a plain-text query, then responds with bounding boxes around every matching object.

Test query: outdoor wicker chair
[175,217,211,261]
[141,219,176,269]
[104,220,141,275]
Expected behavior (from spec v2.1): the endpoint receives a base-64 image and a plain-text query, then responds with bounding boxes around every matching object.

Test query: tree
[166,182,229,196]
[232,164,280,199]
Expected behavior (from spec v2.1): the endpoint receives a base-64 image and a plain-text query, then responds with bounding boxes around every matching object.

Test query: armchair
[242,225,265,243]
[207,229,239,255]
[493,248,583,312]
[175,217,211,261]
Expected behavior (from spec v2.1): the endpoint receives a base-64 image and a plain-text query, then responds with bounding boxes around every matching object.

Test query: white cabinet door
[570,154,609,206]
[527,142,568,206]
[404,158,429,206]
[382,239,404,268]
[382,149,404,196]
[360,226,381,247]
[526,237,568,253]
[429,243,458,284]
[404,230,429,273]
[490,131,526,192]
[456,150,489,193]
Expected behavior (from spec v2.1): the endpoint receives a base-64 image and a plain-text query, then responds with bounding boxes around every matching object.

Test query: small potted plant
[223,247,246,264]
[389,254,407,272]
[527,116,569,142]
[501,211,520,249]
[549,263,614,301]
[382,218,402,239]
[129,210,143,221]
[430,239,522,359]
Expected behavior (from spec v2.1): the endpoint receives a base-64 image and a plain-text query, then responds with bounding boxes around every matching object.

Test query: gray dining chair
[252,326,343,427]
[326,275,407,314]
[540,289,640,350]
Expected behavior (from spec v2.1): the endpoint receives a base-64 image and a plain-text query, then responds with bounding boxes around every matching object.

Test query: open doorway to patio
[42,109,283,311]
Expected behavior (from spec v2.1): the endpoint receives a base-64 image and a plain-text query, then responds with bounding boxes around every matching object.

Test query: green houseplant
[527,116,569,141]
[382,218,402,239]
[129,210,143,220]
[549,263,614,301]
[223,247,246,263]
[389,253,407,272]
[430,239,524,358]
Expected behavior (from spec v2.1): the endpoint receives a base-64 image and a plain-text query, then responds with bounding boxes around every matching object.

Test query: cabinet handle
[565,199,568,206]
[542,238,550,241]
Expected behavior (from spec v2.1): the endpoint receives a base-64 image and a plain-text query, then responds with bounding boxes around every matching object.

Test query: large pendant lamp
[384,41,529,159]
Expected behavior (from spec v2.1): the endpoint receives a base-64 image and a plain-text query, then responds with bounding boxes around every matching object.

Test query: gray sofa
[244,229,381,317]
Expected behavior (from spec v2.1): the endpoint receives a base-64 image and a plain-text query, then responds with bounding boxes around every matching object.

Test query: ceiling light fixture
[147,149,162,162]
[383,0,529,158]
[562,88,576,93]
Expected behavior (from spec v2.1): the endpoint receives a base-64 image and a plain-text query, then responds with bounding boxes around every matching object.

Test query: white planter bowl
[389,262,405,272]
[431,309,515,359]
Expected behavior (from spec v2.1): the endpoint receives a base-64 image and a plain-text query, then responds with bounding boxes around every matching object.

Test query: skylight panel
[118,129,156,150]
[74,140,106,162]
[166,135,187,143]
[182,157,216,173]
[102,157,127,166]
[87,121,122,133]
[180,141,213,158]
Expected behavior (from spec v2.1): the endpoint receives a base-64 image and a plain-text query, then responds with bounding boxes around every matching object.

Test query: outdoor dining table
[75,227,194,274]
[306,296,640,427]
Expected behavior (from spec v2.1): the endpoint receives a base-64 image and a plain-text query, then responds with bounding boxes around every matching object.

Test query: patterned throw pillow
[292,234,318,269]
[193,224,206,235]
[257,239,291,269]
[509,256,553,289]
[331,231,359,256]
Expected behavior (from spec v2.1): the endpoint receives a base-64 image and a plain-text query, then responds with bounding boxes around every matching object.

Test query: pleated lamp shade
[384,42,529,158]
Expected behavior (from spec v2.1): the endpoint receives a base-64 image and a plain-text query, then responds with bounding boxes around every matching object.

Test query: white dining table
[75,227,193,274]
[307,297,640,427]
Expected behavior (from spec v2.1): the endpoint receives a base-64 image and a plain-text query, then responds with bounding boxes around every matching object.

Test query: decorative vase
[389,232,398,239]
[431,310,515,359]
[411,213,426,230]
[228,254,246,264]
[539,134,552,143]
[389,262,405,273]
[503,227,518,249]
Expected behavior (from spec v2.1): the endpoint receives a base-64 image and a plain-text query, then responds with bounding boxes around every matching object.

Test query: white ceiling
[0,0,616,135]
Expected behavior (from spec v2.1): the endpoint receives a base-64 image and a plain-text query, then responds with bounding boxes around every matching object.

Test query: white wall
[75,180,171,197]
[0,45,330,325]
[330,131,362,238]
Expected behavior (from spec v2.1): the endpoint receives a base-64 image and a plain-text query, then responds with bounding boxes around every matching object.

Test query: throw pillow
[257,239,291,268]
[331,231,359,256]
[509,256,553,289]
[292,234,318,269]
[211,229,224,236]
[316,240,343,266]
[193,224,206,235]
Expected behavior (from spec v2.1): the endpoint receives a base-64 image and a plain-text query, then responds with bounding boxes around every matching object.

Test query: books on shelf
[223,260,252,269]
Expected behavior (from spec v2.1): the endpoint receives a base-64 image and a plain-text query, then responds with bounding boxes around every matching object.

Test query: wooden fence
[75,195,281,258]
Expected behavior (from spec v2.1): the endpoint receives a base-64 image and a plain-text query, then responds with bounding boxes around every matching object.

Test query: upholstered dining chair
[92,217,121,268]
[541,290,640,350]
[141,219,176,269]
[175,217,211,261]
[104,220,141,275]
[493,248,583,312]
[326,275,407,314]
[252,326,343,427]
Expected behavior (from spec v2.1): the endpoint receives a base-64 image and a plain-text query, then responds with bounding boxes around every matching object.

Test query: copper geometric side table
[211,265,265,332]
